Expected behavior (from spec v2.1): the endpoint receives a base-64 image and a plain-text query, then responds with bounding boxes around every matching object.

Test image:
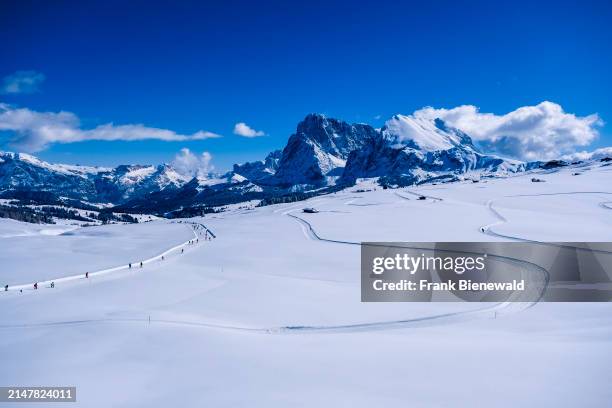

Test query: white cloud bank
[0,103,221,152]
[561,147,612,162]
[233,122,265,137]
[413,101,603,161]
[1,71,46,94]
[172,148,214,178]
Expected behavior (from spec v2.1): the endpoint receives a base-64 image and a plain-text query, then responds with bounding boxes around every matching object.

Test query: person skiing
[34,282,38,290]
[129,263,132,269]
[85,272,89,279]
[181,248,184,254]
[161,255,165,261]
[4,284,8,291]
[50,282,55,289]
[140,261,143,268]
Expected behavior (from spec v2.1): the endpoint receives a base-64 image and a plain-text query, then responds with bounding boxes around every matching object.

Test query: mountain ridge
[1,112,604,220]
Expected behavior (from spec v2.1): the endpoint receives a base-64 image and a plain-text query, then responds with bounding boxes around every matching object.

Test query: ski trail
[0,302,527,335]
[284,210,548,331]
[480,192,612,255]
[600,201,612,210]
[2,222,215,293]
[0,214,546,335]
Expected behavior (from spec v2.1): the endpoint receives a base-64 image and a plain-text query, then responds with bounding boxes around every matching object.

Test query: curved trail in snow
[282,211,549,333]
[0,210,546,335]
[0,303,523,334]
[2,221,215,293]
[480,191,612,255]
[600,201,612,210]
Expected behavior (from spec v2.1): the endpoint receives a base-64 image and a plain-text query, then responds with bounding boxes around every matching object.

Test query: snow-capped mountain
[232,150,282,183]
[3,112,604,221]
[96,164,191,202]
[0,152,191,204]
[0,152,104,202]
[271,114,378,187]
[341,115,529,186]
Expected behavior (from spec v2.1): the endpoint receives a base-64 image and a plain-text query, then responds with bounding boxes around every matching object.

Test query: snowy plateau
[0,113,611,407]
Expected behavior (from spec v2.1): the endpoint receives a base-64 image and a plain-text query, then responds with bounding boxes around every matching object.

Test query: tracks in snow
[2,222,215,293]
[480,192,612,255]
[283,209,548,333]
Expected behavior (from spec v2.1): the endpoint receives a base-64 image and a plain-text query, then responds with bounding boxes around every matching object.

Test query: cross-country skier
[4,285,7,291]
[86,272,89,278]
[50,282,55,288]
[34,282,38,290]
[140,261,143,268]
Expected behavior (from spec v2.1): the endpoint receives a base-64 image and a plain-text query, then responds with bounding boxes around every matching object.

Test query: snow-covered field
[0,164,611,407]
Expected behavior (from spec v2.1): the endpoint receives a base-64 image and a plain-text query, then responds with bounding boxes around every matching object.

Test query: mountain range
[0,112,592,219]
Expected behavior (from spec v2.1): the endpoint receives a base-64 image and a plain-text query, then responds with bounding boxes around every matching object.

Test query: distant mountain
[3,111,595,222]
[114,173,267,215]
[0,152,189,205]
[341,115,528,186]
[232,150,282,183]
[0,152,103,202]
[95,164,191,202]
[271,114,378,188]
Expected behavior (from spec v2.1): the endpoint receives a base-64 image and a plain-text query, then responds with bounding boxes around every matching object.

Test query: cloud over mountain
[413,101,602,160]
[171,148,214,178]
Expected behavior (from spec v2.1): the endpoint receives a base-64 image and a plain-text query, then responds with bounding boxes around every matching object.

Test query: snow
[383,114,463,151]
[118,166,156,185]
[0,221,195,285]
[0,218,79,238]
[1,151,108,177]
[158,167,191,187]
[195,175,226,187]
[230,173,247,183]
[0,163,611,407]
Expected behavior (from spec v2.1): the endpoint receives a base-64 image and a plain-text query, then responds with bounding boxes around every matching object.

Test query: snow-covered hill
[1,162,611,407]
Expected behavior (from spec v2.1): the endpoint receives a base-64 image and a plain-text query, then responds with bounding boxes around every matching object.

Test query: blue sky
[1,0,611,170]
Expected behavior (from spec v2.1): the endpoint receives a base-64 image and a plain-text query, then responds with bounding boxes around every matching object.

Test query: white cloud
[233,122,265,138]
[561,147,612,162]
[1,71,46,94]
[0,103,221,152]
[171,148,214,178]
[412,101,603,161]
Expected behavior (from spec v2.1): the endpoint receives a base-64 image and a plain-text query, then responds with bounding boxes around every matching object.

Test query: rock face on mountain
[0,152,102,201]
[341,115,526,186]
[95,164,190,202]
[272,114,378,187]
